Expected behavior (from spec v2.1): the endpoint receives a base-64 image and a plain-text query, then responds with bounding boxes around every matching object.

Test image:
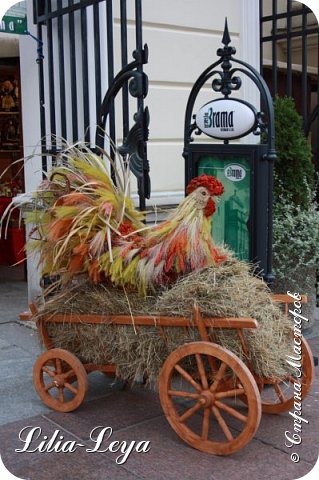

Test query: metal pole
[68,0,78,142]
[286,0,292,97]
[81,7,90,142]
[120,0,129,140]
[301,5,308,130]
[271,0,278,96]
[135,0,146,210]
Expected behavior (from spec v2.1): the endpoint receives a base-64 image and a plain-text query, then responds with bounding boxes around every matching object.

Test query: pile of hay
[37,258,294,384]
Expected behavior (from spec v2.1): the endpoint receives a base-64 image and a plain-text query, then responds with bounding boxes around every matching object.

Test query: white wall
[19,0,42,301]
[240,0,261,144]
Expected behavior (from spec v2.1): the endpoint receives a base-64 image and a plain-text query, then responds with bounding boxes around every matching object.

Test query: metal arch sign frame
[183,18,276,286]
[183,19,276,159]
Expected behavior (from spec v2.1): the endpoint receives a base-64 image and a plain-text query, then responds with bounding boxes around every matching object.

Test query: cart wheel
[250,337,314,414]
[159,341,261,455]
[33,348,88,412]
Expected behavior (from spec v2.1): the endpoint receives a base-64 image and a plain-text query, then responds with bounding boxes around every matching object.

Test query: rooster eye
[201,191,207,196]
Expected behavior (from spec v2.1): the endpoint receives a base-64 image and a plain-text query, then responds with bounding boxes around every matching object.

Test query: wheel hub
[53,375,64,387]
[199,390,215,407]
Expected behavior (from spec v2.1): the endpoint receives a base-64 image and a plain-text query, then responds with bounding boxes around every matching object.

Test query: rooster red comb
[186,174,224,196]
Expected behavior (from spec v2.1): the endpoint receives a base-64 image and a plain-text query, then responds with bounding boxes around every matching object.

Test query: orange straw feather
[73,243,90,256]
[47,218,73,241]
[88,260,101,283]
[69,254,85,273]
[58,193,94,206]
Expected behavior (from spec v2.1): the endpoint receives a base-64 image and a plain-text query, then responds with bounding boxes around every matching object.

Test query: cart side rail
[272,294,307,316]
[31,312,258,330]
[20,293,307,326]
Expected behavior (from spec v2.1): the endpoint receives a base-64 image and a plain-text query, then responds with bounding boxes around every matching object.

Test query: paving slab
[44,385,164,441]
[0,415,140,480]
[0,280,28,324]
[308,336,319,354]
[0,322,41,356]
[0,335,129,426]
[252,401,318,464]
[76,414,315,480]
[0,344,51,424]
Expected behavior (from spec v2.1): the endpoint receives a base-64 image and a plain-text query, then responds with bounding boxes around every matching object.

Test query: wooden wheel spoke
[174,364,202,393]
[64,382,78,395]
[274,382,286,403]
[201,407,210,441]
[207,356,219,379]
[168,390,199,400]
[215,400,247,423]
[215,387,245,399]
[210,362,227,393]
[55,358,62,375]
[195,354,209,390]
[44,382,56,392]
[42,366,55,377]
[58,387,64,403]
[285,375,297,385]
[212,406,234,442]
[62,369,75,380]
[179,400,205,423]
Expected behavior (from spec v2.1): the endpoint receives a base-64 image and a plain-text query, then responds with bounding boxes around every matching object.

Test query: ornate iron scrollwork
[118,106,151,199]
[212,21,241,97]
[253,112,267,136]
[96,44,151,201]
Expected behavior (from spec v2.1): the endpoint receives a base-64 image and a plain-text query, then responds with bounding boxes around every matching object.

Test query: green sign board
[0,14,27,34]
[1,2,27,35]
[198,155,251,261]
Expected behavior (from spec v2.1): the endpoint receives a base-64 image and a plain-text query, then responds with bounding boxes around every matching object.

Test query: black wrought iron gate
[260,0,319,304]
[32,0,150,209]
[260,0,319,176]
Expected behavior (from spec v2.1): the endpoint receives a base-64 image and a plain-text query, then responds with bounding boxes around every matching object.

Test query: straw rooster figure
[23,146,227,295]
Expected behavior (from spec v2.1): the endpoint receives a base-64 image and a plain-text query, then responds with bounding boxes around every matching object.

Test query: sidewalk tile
[44,385,163,441]
[93,415,315,480]
[0,415,140,480]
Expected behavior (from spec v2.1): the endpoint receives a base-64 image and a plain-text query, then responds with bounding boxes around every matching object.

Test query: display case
[0,57,25,266]
[0,57,24,190]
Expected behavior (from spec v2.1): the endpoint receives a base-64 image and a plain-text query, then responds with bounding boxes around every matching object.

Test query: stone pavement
[0,277,318,480]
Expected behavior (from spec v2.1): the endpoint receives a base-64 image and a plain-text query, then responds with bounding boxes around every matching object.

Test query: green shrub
[273,183,319,278]
[273,96,315,208]
[272,97,318,317]
[272,182,319,319]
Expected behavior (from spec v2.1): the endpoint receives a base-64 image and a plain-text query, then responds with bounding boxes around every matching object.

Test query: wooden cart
[21,294,314,456]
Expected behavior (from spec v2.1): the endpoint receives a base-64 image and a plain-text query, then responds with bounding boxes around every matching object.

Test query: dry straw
[38,258,294,384]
